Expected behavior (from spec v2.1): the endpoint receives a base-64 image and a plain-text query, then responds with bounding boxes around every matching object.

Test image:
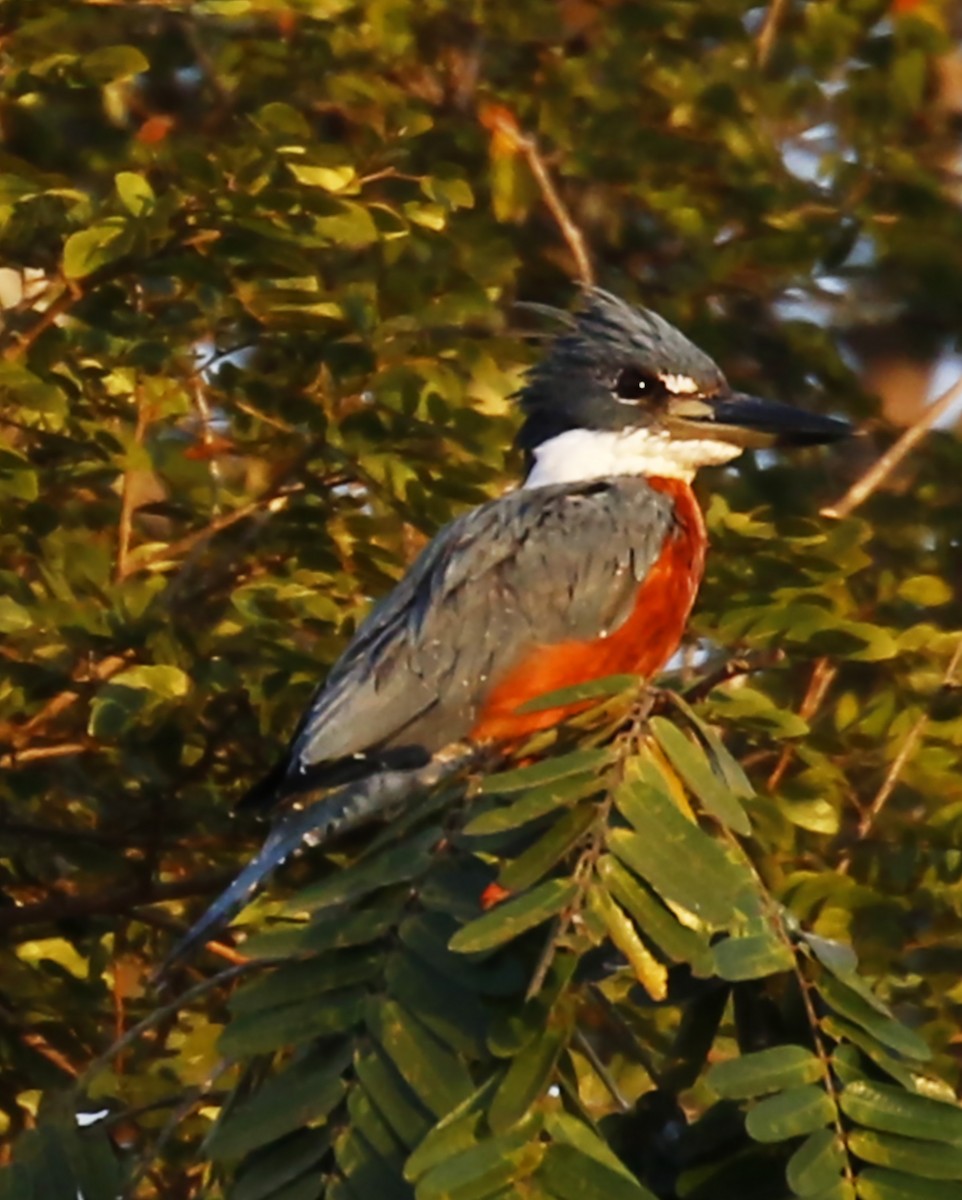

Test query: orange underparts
[471,477,707,744]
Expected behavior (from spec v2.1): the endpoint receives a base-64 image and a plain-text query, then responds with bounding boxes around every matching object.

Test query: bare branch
[0,868,241,933]
[756,0,790,70]
[482,107,595,286]
[839,638,962,873]
[823,372,962,519]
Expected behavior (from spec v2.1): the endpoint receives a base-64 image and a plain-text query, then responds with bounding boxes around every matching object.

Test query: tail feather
[156,744,478,979]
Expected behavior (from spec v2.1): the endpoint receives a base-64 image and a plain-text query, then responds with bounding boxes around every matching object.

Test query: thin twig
[571,1027,631,1112]
[822,372,962,519]
[1,283,78,361]
[0,653,132,750]
[520,138,595,286]
[838,638,962,873]
[482,107,595,285]
[134,487,300,572]
[75,962,274,1096]
[116,377,149,582]
[0,741,88,770]
[756,0,790,69]
[122,1059,235,1199]
[766,658,838,791]
[0,868,240,933]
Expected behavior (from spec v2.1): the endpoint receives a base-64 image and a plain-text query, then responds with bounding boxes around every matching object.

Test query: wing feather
[267,478,675,799]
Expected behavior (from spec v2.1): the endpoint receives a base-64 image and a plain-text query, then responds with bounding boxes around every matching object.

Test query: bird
[162,289,850,969]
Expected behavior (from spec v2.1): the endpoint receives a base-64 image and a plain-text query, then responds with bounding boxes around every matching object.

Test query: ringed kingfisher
[165,289,849,967]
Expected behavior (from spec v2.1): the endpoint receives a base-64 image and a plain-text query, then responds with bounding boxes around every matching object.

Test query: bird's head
[518,289,851,487]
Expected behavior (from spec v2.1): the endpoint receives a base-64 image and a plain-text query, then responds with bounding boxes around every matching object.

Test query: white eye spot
[659,373,700,395]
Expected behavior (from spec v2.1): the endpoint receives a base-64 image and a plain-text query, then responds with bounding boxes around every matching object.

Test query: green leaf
[82,45,150,82]
[219,988,365,1057]
[597,855,711,968]
[355,1049,433,1150]
[669,692,755,798]
[385,951,487,1058]
[115,171,155,216]
[0,448,39,500]
[287,825,441,911]
[498,804,597,892]
[0,595,32,632]
[242,892,406,958]
[586,884,668,1000]
[821,1017,920,1092]
[857,1168,962,1200]
[367,998,473,1118]
[110,664,191,698]
[515,673,639,713]
[415,1122,543,1200]
[897,576,953,607]
[288,162,357,191]
[841,1080,962,1148]
[63,221,130,278]
[488,1024,568,1134]
[707,1046,824,1099]
[545,1113,646,1185]
[404,1081,495,1182]
[231,1128,332,1200]
[480,749,611,795]
[712,931,795,980]
[819,975,931,1061]
[229,950,382,1015]
[649,716,751,834]
[206,1046,349,1160]
[536,1143,657,1200]
[610,782,753,927]
[745,1085,835,1143]
[464,773,602,835]
[787,1128,846,1196]
[449,878,578,954]
[847,1131,962,1180]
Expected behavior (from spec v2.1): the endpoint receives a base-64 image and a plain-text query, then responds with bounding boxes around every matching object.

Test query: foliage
[1,0,962,1197]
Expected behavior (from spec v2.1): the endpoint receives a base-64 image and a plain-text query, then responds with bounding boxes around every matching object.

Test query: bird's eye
[613,367,666,404]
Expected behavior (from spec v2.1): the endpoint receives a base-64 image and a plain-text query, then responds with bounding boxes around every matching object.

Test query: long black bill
[708,392,852,448]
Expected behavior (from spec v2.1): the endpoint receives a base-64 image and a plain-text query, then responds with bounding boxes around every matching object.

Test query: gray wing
[284,478,675,781]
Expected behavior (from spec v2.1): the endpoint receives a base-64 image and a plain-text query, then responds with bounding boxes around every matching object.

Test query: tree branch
[0,869,240,933]
[822,372,962,519]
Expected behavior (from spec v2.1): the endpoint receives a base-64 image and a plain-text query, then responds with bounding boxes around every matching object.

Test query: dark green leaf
[464,774,602,835]
[207,1046,350,1161]
[479,749,611,795]
[498,803,597,892]
[367,998,473,1118]
[536,1142,656,1200]
[488,1024,568,1134]
[219,988,365,1057]
[414,1120,542,1199]
[819,975,931,1061]
[287,825,441,910]
[448,878,578,954]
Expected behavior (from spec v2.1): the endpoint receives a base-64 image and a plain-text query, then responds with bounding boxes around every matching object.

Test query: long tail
[156,744,479,979]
